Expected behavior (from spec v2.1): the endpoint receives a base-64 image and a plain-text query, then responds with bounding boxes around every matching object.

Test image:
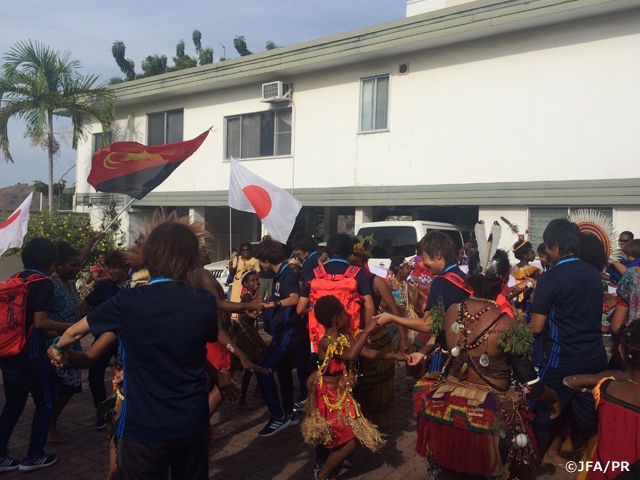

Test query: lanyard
[554,256,579,267]
[25,268,46,276]
[325,258,349,265]
[275,263,288,278]
[149,276,175,285]
[442,263,457,274]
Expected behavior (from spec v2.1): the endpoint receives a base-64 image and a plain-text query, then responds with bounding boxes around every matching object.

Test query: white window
[528,207,613,248]
[92,132,113,154]
[360,75,389,132]
[226,108,292,159]
[147,109,183,146]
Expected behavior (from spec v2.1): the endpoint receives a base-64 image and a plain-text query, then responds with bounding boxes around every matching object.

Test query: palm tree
[0,40,116,212]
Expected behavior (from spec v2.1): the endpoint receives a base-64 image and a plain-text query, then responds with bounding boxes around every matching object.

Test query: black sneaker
[95,416,106,430]
[257,416,291,437]
[19,453,57,471]
[292,400,306,412]
[0,455,19,472]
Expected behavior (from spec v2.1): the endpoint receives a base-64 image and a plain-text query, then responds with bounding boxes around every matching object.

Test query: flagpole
[228,207,233,261]
[100,197,135,238]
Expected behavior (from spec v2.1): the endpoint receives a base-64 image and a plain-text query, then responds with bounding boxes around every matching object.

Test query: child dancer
[231,270,267,408]
[302,295,409,480]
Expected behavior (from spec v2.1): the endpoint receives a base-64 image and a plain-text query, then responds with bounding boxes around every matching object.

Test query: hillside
[0,184,34,210]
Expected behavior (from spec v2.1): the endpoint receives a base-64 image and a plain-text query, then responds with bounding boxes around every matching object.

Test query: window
[528,207,613,249]
[147,109,183,146]
[92,132,113,154]
[226,108,292,159]
[360,75,389,132]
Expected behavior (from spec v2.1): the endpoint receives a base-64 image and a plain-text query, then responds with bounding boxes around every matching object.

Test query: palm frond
[0,40,116,167]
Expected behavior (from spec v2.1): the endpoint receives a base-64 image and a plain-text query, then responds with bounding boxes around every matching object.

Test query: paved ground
[0,336,575,480]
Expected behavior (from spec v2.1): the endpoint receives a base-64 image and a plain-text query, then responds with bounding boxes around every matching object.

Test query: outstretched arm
[196,269,262,313]
[374,277,411,352]
[564,371,629,390]
[217,329,270,374]
[78,233,105,264]
[48,332,118,369]
[360,345,409,362]
[375,311,432,333]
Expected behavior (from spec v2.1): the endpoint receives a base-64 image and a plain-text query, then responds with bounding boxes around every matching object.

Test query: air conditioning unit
[261,81,292,102]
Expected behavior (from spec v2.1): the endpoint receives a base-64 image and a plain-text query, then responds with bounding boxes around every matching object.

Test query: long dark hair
[467,250,510,299]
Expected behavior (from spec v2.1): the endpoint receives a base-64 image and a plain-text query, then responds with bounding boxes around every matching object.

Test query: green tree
[192,30,214,65]
[114,31,215,80]
[0,40,117,212]
[111,41,136,81]
[140,54,167,77]
[170,40,197,71]
[265,41,280,50]
[233,36,252,56]
[32,179,66,197]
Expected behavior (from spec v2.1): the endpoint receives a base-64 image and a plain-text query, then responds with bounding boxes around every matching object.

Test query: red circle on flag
[242,185,272,220]
[0,209,21,230]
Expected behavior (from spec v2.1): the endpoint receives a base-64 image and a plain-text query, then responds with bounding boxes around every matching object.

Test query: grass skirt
[358,328,396,427]
[302,371,385,452]
[413,374,537,478]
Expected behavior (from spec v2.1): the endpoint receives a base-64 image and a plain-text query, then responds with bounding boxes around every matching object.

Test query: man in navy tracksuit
[254,238,306,437]
[530,219,607,455]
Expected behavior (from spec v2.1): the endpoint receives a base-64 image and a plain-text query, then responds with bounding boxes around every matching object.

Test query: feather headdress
[500,216,521,236]
[567,209,620,262]
[475,220,502,269]
[125,208,212,271]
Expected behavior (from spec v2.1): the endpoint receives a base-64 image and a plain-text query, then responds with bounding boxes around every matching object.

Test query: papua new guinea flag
[88,130,209,199]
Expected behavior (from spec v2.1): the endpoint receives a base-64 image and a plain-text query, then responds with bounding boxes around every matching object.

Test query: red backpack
[0,273,46,357]
[308,265,363,353]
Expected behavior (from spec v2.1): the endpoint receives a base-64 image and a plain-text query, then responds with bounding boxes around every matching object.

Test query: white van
[355,221,473,269]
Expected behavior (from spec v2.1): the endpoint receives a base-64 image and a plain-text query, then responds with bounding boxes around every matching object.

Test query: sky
[0,0,406,189]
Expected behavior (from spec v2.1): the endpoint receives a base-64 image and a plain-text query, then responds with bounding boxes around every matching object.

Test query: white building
[75,0,640,260]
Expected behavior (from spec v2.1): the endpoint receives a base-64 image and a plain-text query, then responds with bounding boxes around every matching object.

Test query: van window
[426,229,463,251]
[358,226,417,258]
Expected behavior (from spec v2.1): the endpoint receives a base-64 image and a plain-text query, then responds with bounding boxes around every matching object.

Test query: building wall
[77,9,640,199]
[75,8,640,248]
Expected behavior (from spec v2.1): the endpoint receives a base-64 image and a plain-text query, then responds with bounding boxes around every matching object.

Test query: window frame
[224,107,293,160]
[146,108,184,146]
[92,131,113,155]
[358,74,390,134]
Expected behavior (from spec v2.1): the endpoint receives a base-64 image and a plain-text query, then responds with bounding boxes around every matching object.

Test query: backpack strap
[10,272,48,284]
[344,266,361,279]
[441,272,473,295]
[313,265,327,279]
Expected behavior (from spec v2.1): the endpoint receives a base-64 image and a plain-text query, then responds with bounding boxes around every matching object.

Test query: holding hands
[373,312,394,326]
[47,345,67,367]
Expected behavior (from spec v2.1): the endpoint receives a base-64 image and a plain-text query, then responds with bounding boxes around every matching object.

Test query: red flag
[88,131,209,199]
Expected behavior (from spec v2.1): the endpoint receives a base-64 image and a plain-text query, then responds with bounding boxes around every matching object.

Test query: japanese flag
[0,192,33,256]
[228,158,302,244]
